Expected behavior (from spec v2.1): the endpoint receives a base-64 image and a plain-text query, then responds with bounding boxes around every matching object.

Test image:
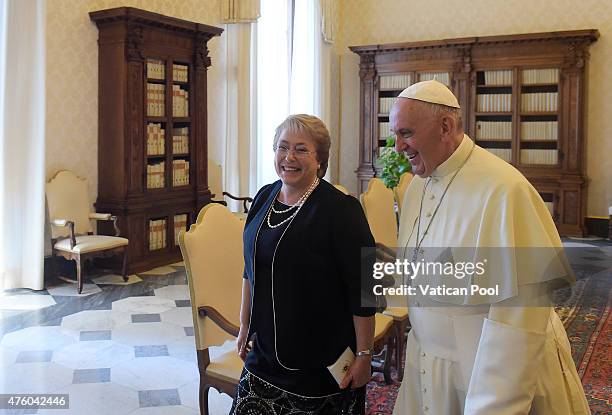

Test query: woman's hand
[340,355,372,389]
[236,326,250,361]
[237,280,252,362]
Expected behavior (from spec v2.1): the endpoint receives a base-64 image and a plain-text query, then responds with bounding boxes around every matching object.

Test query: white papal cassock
[392,135,590,414]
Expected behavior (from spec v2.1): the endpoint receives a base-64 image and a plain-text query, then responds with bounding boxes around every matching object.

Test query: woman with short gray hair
[230,114,376,415]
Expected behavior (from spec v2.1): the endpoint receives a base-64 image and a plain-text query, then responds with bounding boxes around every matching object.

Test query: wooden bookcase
[90,7,223,272]
[350,30,599,236]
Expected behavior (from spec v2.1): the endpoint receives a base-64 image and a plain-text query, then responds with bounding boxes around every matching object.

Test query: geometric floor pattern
[0,262,233,414]
[2,240,610,414]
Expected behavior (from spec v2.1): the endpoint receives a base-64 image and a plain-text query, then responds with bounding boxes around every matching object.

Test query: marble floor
[0,263,233,415]
[1,238,610,415]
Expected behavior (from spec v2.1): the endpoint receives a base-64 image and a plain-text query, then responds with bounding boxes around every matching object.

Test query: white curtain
[256,0,333,188]
[0,0,46,291]
[256,0,291,187]
[221,0,261,23]
[319,0,338,43]
[224,22,258,206]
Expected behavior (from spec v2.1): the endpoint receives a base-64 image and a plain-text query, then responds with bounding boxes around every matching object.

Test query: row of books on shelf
[173,214,188,245]
[172,85,189,117]
[173,64,188,82]
[147,162,165,188]
[378,72,450,91]
[476,121,512,140]
[379,122,391,139]
[520,149,558,165]
[521,93,558,112]
[485,148,511,162]
[482,148,559,165]
[522,68,559,85]
[149,215,189,250]
[418,72,450,86]
[379,97,395,114]
[378,69,557,92]
[479,68,559,86]
[147,59,165,80]
[147,125,190,156]
[521,121,558,141]
[149,218,166,250]
[147,138,190,156]
[475,120,559,141]
[380,119,558,142]
[383,91,556,113]
[477,94,512,112]
[147,123,165,155]
[173,128,189,154]
[147,84,191,117]
[380,74,412,90]
[147,83,165,117]
[146,161,191,188]
[172,160,190,186]
[147,59,189,83]
[482,70,512,86]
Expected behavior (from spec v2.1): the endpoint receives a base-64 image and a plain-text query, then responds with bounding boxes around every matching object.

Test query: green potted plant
[376,136,411,188]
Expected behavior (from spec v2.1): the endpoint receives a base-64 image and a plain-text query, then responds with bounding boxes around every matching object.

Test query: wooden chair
[372,313,395,384]
[179,203,245,415]
[382,307,410,381]
[393,172,414,214]
[208,159,253,215]
[46,170,128,293]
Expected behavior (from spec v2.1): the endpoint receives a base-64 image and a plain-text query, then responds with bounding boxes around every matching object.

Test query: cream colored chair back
[394,172,414,213]
[361,178,398,247]
[46,170,93,239]
[334,184,349,195]
[179,203,244,350]
[207,159,223,199]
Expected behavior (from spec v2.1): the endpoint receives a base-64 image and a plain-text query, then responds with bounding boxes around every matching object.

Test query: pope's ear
[439,114,456,140]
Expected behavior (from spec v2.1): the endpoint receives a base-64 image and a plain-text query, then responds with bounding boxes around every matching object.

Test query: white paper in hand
[327,347,355,385]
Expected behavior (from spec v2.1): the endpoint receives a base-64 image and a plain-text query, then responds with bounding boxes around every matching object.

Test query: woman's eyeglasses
[274,145,316,158]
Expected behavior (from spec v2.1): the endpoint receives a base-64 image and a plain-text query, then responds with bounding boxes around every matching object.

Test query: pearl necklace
[270,202,297,214]
[266,178,319,228]
[271,189,307,213]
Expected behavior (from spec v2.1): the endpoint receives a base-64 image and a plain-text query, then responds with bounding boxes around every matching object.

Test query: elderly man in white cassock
[390,80,590,414]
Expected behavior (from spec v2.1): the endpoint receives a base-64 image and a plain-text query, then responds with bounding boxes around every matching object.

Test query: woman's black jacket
[242,179,376,370]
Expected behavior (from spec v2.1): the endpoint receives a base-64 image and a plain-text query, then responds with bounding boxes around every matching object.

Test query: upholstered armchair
[46,170,128,293]
[179,203,244,415]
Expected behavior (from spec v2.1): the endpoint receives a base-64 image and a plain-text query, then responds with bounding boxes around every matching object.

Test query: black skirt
[230,369,365,415]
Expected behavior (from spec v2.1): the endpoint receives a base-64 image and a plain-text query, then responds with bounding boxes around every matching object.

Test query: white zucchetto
[398,80,460,109]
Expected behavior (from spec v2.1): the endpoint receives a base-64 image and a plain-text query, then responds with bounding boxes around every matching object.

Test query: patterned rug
[365,241,612,415]
[555,244,612,415]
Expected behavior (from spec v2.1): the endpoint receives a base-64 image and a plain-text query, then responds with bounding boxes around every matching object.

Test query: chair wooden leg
[51,254,60,281]
[199,382,210,415]
[75,257,83,294]
[121,248,129,282]
[383,335,394,385]
[395,322,405,382]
